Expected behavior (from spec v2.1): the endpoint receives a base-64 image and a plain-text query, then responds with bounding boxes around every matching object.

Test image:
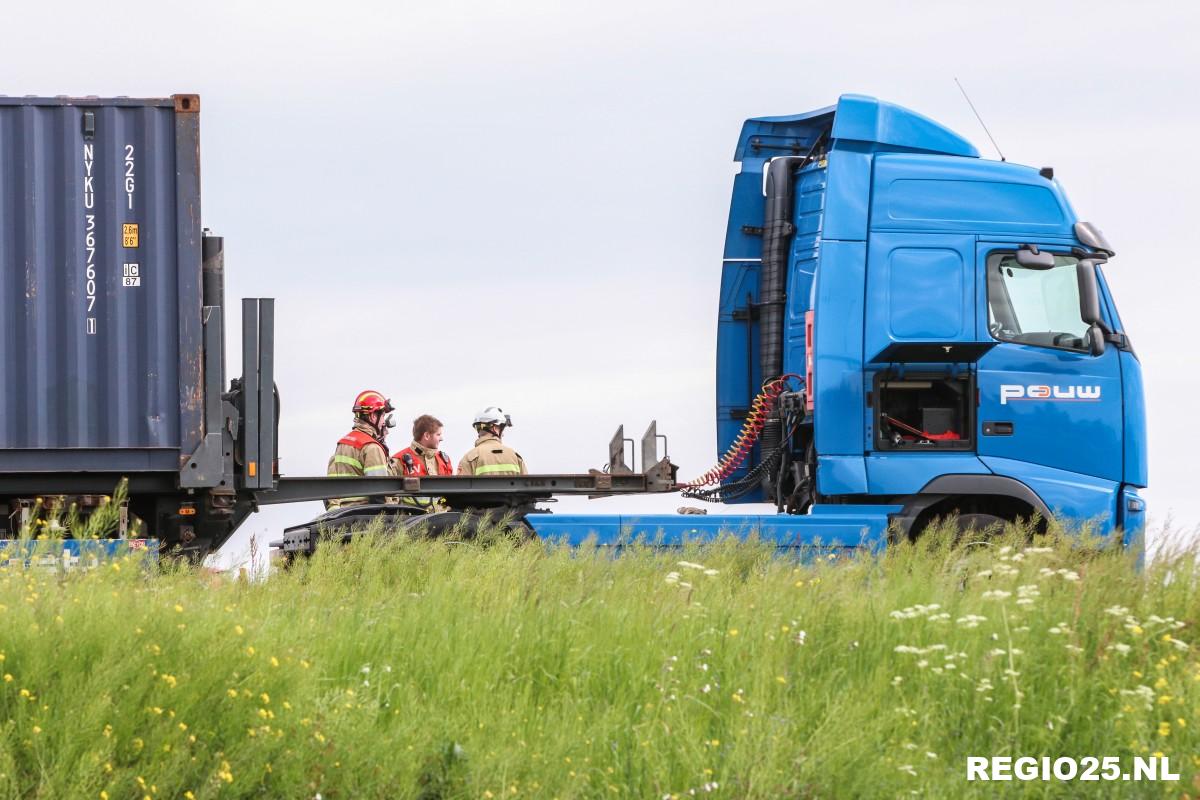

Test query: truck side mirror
[1076,261,1102,325]
[1016,245,1055,269]
[1077,261,1106,356]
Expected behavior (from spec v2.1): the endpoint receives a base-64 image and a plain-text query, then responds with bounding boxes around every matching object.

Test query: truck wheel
[404,511,534,542]
[952,513,1006,538]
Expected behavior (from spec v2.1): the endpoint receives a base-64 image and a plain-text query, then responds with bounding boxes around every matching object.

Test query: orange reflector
[179,506,197,516]
[248,461,257,477]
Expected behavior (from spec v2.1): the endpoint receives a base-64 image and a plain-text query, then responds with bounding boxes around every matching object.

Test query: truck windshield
[987,253,1089,351]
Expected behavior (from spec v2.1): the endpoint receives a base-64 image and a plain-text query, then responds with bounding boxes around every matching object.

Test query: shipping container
[0,95,203,470]
[0,95,277,557]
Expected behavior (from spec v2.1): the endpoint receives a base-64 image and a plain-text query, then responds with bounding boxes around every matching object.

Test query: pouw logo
[1000,384,1101,405]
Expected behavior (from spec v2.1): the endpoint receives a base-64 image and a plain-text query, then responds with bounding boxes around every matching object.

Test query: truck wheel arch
[894,475,1052,540]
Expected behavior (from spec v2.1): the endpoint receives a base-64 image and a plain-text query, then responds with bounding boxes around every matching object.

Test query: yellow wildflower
[728,629,739,637]
[227,688,238,699]
[260,692,270,705]
[173,604,183,613]
[1158,722,1171,737]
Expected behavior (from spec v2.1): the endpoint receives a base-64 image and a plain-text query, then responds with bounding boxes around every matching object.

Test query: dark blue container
[0,95,203,473]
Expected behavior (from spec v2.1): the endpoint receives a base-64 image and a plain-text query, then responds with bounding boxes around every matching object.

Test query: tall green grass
[0,522,1197,799]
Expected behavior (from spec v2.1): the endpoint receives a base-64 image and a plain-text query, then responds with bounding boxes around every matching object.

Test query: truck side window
[986,253,1089,351]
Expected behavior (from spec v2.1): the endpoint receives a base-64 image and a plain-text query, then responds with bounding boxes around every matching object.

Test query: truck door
[975,245,1123,482]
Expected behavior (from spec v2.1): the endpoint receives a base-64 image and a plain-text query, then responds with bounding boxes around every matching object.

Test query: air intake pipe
[757,156,803,476]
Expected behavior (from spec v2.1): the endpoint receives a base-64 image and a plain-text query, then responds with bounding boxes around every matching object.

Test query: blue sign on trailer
[0,538,158,570]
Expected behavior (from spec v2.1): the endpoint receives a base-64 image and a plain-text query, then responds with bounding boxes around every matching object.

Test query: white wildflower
[679,582,693,589]
[898,764,918,777]
[975,569,994,579]
[1059,570,1080,582]
[1119,685,1155,711]
[1171,638,1190,652]
[956,614,987,628]
[677,561,706,570]
[916,660,929,669]
[982,590,1012,600]
[925,751,938,760]
[1003,669,1021,678]
[1104,605,1130,617]
[1065,644,1084,654]
[1024,546,1053,554]
[703,569,720,577]
[989,648,1008,657]
[795,630,807,645]
[891,676,904,687]
[999,546,1013,555]
[665,572,681,584]
[903,742,918,750]
[1107,643,1132,655]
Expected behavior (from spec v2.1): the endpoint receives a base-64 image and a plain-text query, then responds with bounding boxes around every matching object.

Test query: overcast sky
[5,0,1198,562]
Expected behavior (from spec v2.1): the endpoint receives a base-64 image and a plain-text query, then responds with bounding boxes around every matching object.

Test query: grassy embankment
[0,517,1197,799]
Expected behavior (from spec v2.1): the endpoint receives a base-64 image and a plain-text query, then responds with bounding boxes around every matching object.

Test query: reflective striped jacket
[457,434,527,476]
[325,424,392,508]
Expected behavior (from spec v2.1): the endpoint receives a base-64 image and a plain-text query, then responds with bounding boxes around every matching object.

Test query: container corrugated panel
[0,96,203,472]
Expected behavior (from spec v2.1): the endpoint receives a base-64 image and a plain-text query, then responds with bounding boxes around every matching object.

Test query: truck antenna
[954,78,1005,162]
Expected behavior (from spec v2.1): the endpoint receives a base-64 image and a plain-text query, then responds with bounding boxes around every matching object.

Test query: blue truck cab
[714,94,1145,539]
[530,95,1145,549]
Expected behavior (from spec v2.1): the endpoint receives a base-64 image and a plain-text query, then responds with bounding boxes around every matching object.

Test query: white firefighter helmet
[473,406,512,429]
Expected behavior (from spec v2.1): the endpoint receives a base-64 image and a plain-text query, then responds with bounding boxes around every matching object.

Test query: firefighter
[325,390,396,509]
[393,415,454,477]
[458,407,527,476]
[391,415,454,511]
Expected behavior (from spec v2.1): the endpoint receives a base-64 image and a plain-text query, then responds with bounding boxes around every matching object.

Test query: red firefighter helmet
[352,390,393,416]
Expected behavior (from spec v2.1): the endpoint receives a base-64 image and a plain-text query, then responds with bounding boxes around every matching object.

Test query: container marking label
[123,223,139,248]
[83,142,97,335]
[124,144,136,210]
[123,263,141,288]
